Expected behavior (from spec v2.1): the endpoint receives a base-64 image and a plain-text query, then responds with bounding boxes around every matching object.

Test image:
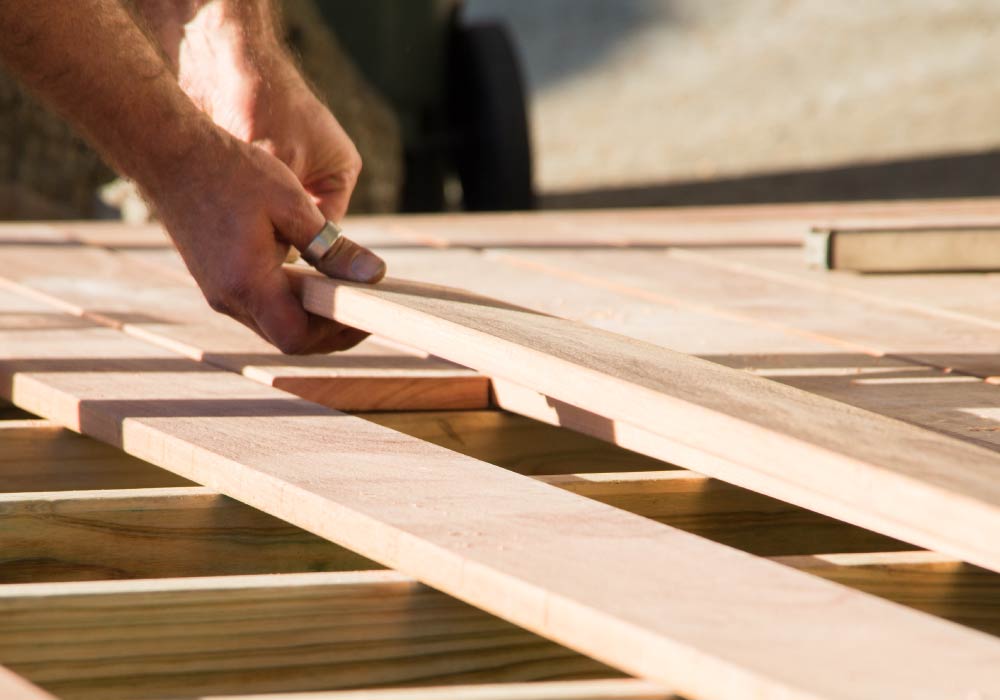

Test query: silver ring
[302,221,343,267]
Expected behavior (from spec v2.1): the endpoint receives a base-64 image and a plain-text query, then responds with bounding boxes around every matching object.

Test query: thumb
[272,175,386,284]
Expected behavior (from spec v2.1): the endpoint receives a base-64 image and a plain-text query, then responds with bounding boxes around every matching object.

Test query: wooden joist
[295,269,1000,574]
[0,488,374,582]
[0,572,613,700]
[1,292,999,699]
[0,419,190,492]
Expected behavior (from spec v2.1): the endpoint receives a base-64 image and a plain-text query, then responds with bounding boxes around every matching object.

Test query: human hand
[175,8,364,223]
[147,124,383,354]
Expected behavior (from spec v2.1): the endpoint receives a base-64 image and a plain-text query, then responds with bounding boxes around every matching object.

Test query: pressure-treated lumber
[359,411,666,476]
[806,224,1000,272]
[2,293,1000,699]
[0,572,612,700]
[295,268,1000,573]
[0,488,374,582]
[201,679,672,700]
[0,419,191,492]
[0,243,488,411]
[771,551,1000,637]
[537,471,909,556]
[0,475,906,584]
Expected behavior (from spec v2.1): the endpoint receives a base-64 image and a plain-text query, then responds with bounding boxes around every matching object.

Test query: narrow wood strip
[673,245,1000,333]
[0,572,611,700]
[197,679,672,700]
[352,198,1000,248]
[489,248,1000,378]
[1,293,998,699]
[0,419,191,492]
[296,268,1000,574]
[376,249,1000,452]
[0,488,375,582]
[0,243,488,411]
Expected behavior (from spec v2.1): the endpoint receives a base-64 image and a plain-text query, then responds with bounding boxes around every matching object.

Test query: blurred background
[3,0,1000,219]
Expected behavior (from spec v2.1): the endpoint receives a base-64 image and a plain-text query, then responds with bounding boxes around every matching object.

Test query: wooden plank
[0,572,612,700]
[1,293,999,699]
[374,249,1000,451]
[352,198,1000,249]
[805,224,1000,272]
[0,243,488,411]
[672,244,1000,334]
[0,488,375,582]
[0,419,192,492]
[772,551,1000,638]
[486,247,1000,378]
[295,268,1000,574]
[360,411,667,476]
[200,679,671,700]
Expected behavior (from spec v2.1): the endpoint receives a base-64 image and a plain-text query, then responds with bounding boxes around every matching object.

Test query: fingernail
[350,251,387,283]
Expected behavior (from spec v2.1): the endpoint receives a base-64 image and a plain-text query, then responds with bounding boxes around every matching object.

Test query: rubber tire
[448,22,535,211]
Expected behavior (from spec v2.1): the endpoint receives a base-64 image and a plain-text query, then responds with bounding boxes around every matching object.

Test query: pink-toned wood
[0,242,487,411]
[487,247,1000,378]
[293,267,1000,574]
[1,289,998,700]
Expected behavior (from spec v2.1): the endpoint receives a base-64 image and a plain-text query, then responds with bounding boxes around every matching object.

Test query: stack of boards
[1,197,1000,700]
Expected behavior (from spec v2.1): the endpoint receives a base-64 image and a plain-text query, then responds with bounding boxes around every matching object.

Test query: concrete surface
[466,0,1000,196]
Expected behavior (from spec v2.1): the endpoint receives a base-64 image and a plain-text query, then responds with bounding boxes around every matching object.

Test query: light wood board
[294,268,1000,573]
[1,291,998,699]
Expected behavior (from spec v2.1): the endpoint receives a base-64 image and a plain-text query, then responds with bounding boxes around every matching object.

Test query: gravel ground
[466,0,1000,194]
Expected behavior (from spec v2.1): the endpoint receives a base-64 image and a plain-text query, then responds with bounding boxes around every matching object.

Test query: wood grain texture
[1,292,999,700]
[486,247,1000,378]
[0,243,488,411]
[360,411,666,476]
[538,471,910,556]
[0,572,612,700]
[294,268,1000,574]
[672,245,1000,335]
[350,198,1000,248]
[375,248,1000,452]
[0,488,375,582]
[199,679,671,700]
[772,551,1000,638]
[0,419,191,492]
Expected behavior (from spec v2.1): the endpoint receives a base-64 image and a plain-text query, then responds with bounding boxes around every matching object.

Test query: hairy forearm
[129,0,299,137]
[129,0,285,72]
[0,1,221,197]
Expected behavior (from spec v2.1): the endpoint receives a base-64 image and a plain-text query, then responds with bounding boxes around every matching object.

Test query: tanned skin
[0,1,385,354]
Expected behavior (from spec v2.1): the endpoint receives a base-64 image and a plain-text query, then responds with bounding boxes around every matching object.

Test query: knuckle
[206,295,230,315]
[273,330,310,356]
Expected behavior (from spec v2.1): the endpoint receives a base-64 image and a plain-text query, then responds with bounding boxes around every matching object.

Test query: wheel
[448,21,535,211]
